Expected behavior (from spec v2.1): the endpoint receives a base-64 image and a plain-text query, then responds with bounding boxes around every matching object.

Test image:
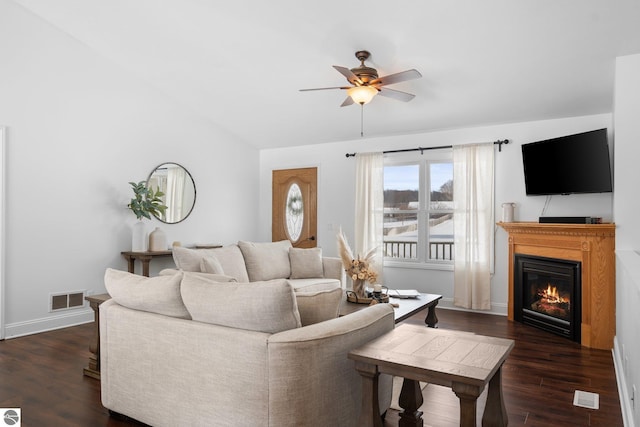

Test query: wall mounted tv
[521,128,613,196]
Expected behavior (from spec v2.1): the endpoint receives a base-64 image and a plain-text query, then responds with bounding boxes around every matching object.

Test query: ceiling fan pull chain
[360,104,364,137]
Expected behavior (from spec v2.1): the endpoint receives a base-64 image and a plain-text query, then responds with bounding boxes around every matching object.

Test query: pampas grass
[336,228,378,285]
[337,228,354,270]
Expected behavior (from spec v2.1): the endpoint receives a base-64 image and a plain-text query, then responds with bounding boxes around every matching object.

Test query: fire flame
[539,284,567,304]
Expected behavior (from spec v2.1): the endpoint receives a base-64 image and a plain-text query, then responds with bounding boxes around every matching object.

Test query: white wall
[0,1,260,337]
[613,53,640,427]
[260,114,613,314]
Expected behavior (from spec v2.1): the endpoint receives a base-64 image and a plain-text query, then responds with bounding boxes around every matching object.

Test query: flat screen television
[521,128,613,196]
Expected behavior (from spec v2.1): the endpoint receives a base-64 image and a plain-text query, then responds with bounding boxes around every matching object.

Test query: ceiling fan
[300,50,422,107]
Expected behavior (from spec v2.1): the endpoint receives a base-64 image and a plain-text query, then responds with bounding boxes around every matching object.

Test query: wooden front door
[272,167,317,248]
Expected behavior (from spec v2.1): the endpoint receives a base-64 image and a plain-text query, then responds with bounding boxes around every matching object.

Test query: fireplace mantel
[498,222,615,349]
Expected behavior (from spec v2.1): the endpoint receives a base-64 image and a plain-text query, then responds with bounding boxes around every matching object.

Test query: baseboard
[4,308,93,339]
[613,336,636,427]
[437,297,508,316]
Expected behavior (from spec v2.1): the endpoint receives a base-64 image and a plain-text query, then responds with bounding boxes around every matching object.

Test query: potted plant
[127,181,167,220]
[127,181,167,251]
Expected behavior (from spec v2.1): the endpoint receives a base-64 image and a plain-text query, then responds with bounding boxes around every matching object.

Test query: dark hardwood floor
[385,309,623,427]
[0,308,622,426]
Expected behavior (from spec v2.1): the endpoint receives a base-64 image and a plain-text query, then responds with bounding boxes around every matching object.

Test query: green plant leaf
[126,180,168,220]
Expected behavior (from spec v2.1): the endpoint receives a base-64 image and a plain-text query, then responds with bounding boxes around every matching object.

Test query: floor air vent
[50,291,86,312]
[573,390,599,410]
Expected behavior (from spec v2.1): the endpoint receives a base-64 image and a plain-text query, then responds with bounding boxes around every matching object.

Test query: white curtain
[354,152,384,278]
[453,143,495,310]
[166,166,187,223]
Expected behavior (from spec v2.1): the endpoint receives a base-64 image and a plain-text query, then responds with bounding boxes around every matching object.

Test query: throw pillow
[104,268,190,319]
[181,276,301,333]
[172,246,204,272]
[172,245,250,282]
[289,247,324,279]
[200,256,225,275]
[295,287,343,326]
[238,240,292,282]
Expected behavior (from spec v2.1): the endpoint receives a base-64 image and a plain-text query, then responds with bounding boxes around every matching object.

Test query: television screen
[521,128,613,196]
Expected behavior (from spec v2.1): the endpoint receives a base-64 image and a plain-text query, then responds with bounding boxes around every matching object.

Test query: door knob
[308,236,316,241]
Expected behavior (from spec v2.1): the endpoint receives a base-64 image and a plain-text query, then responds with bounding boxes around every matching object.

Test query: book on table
[388,289,420,299]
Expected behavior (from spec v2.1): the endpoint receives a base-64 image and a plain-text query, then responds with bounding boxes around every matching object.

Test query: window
[383,152,453,266]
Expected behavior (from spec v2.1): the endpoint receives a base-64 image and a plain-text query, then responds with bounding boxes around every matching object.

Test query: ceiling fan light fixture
[347,85,377,105]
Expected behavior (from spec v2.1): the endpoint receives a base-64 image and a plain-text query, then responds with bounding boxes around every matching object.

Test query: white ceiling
[13,0,640,149]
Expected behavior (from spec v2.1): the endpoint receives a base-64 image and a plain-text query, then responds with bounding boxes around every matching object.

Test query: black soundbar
[539,216,602,224]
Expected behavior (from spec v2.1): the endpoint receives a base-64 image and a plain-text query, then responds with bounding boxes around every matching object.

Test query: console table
[121,245,223,277]
[120,250,173,277]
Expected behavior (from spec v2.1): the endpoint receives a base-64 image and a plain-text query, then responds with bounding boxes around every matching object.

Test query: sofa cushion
[238,240,292,282]
[287,278,342,293]
[159,269,236,283]
[172,246,203,272]
[295,287,343,326]
[104,268,190,319]
[181,276,301,333]
[200,256,224,275]
[289,247,324,279]
[182,271,238,282]
[172,245,250,282]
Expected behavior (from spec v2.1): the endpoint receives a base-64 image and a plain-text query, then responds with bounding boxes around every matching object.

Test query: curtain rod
[345,139,509,158]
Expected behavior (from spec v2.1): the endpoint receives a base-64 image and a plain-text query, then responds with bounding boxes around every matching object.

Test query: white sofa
[170,241,345,291]
[169,241,347,326]
[100,269,394,427]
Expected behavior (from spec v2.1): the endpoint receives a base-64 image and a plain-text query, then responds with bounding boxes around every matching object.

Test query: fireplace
[498,222,615,350]
[514,254,581,342]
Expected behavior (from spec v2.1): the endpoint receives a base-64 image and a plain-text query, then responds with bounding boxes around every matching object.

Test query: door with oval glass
[272,167,317,248]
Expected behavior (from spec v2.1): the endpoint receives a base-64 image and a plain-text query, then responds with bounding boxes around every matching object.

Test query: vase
[352,279,366,299]
[148,227,167,252]
[131,221,147,252]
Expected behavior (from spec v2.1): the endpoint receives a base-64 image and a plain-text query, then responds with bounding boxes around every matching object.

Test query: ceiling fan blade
[377,87,416,102]
[340,96,354,107]
[333,65,362,85]
[299,86,351,92]
[370,69,422,86]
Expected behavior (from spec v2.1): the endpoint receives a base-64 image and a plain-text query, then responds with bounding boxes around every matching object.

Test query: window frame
[383,150,454,271]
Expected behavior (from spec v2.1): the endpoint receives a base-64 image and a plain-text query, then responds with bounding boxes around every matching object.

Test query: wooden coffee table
[339,292,442,326]
[349,323,514,427]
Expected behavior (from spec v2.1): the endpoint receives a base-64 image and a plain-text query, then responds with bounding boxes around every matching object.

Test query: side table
[349,324,514,427]
[83,293,111,380]
[121,250,173,277]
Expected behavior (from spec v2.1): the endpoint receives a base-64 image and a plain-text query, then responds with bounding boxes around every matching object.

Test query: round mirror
[146,162,196,224]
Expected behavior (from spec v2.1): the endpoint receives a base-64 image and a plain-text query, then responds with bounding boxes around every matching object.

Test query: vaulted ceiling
[13,0,640,149]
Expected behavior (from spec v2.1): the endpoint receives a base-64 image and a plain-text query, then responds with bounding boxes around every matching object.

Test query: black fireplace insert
[514,254,581,342]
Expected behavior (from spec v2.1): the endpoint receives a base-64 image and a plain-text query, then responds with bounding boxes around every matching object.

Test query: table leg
[424,301,439,328]
[141,259,151,277]
[452,382,481,427]
[482,365,508,427]
[130,255,154,277]
[398,378,424,427]
[353,361,383,427]
[125,256,135,274]
[83,299,102,379]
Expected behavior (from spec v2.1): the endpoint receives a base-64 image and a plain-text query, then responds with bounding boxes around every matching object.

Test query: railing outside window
[383,240,454,261]
[383,157,453,266]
